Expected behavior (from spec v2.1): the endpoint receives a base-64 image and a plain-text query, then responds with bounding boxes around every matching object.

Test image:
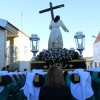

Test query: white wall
[6,31,32,71]
[93,41,100,67]
[93,41,100,61]
[6,40,10,47]
[86,60,93,69]
[0,29,7,70]
[14,31,32,71]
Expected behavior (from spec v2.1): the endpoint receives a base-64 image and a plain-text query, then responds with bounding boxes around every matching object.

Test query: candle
[32,45,35,50]
[78,43,83,49]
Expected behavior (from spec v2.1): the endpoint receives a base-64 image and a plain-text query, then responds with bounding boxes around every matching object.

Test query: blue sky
[0,0,100,57]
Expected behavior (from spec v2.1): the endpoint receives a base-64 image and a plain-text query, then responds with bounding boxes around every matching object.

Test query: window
[99,62,100,67]
[95,62,97,68]
[90,63,92,68]
[24,46,27,57]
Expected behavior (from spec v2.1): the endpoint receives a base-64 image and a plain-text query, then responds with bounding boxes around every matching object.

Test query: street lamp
[30,34,40,61]
[92,35,96,38]
[74,32,85,59]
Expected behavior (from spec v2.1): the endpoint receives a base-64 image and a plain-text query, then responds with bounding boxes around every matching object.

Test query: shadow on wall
[19,61,30,71]
[7,61,30,72]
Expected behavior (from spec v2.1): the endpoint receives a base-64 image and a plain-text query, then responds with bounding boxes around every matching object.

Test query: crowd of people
[1,65,10,72]
[0,65,100,100]
[0,66,28,100]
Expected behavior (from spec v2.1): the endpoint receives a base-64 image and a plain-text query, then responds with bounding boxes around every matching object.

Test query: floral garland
[38,48,80,65]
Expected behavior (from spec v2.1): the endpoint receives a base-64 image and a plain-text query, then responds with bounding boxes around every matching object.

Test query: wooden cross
[39,2,64,20]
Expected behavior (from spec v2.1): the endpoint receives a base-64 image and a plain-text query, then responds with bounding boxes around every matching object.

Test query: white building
[93,32,100,68]
[83,32,100,69]
[84,57,93,69]
[0,18,32,71]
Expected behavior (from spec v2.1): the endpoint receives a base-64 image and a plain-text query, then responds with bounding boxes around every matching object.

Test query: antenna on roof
[21,12,28,31]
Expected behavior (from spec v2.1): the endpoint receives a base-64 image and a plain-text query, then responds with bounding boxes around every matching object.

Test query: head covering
[0,71,12,92]
[87,68,100,72]
[0,75,12,86]
[33,73,45,87]
[12,71,18,75]
[23,69,47,100]
[70,69,94,100]
[68,70,73,75]
[24,70,30,75]
[0,71,11,86]
[71,73,80,84]
[18,72,23,75]
[0,86,4,93]
[0,71,8,75]
[0,73,4,92]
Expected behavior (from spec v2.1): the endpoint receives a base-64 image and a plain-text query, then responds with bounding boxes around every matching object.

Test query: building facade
[84,57,93,69]
[0,18,32,71]
[93,32,100,68]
